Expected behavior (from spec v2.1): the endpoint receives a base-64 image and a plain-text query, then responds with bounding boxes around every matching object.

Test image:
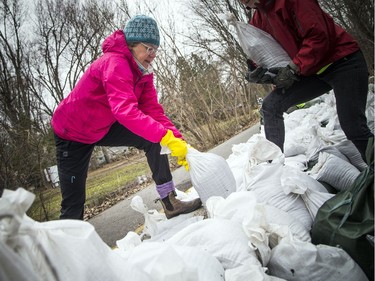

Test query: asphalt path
[88,123,260,247]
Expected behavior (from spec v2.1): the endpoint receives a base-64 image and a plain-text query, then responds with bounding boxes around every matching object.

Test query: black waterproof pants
[55,122,172,219]
[261,51,373,160]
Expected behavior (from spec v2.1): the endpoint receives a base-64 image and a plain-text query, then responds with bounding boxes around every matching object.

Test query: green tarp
[312,137,374,281]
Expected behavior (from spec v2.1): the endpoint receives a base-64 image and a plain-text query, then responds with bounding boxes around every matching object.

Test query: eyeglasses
[140,42,160,55]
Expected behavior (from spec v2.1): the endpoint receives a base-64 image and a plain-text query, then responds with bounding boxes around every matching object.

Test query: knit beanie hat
[124,15,160,47]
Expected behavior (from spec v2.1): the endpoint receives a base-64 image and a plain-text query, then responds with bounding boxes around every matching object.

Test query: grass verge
[27,154,150,221]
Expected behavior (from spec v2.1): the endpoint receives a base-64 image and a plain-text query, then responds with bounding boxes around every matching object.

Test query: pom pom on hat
[124,15,160,47]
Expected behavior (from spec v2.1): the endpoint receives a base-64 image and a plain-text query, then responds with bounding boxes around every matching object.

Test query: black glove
[245,66,274,84]
[268,65,299,89]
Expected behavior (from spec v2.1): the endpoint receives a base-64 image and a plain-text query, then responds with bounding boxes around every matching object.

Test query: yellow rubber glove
[177,156,189,171]
[160,130,188,158]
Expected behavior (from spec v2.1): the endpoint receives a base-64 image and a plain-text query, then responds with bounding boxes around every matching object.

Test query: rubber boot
[161,190,202,219]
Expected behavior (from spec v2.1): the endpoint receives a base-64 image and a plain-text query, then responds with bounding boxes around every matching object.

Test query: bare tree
[318,0,374,72]
[0,0,130,193]
[0,0,52,192]
[147,0,260,150]
[30,0,127,116]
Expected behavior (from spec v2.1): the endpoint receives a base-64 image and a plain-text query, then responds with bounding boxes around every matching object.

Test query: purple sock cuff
[156,180,175,199]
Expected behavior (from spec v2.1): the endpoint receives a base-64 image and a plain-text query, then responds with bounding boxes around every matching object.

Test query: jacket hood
[102,30,132,57]
[102,30,143,76]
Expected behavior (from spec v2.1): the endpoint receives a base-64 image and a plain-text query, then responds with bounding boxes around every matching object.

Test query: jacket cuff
[288,61,300,75]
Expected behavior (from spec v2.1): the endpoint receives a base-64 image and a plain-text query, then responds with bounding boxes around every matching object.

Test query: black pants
[261,51,373,159]
[55,122,172,219]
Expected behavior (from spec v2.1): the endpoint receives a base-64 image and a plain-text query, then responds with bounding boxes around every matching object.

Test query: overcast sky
[126,0,195,54]
[126,0,192,32]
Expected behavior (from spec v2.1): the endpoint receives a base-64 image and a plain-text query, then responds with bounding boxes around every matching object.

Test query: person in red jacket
[51,15,201,220]
[240,0,373,159]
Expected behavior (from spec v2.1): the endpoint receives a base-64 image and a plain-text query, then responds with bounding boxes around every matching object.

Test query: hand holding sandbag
[160,130,188,158]
[269,64,299,89]
[245,66,274,84]
[177,156,189,171]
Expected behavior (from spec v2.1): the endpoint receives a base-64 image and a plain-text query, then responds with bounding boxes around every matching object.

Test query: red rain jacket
[250,0,359,75]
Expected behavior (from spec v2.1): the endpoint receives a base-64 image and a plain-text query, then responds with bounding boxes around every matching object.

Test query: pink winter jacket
[51,30,182,144]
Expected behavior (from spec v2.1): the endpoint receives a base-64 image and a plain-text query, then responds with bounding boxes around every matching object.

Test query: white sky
[126,0,192,49]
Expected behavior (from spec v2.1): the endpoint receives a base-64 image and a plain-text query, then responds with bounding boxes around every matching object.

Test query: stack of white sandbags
[122,135,367,280]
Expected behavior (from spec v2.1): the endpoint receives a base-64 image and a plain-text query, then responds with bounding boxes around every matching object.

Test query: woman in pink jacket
[51,15,201,220]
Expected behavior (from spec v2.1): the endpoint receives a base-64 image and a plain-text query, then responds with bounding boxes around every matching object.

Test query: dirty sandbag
[219,13,290,68]
[186,148,236,205]
[268,234,369,281]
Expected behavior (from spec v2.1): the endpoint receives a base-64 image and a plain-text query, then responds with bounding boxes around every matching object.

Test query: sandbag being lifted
[219,13,290,68]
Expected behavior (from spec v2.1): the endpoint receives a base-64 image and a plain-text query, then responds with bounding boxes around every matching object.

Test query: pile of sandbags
[2,89,373,281]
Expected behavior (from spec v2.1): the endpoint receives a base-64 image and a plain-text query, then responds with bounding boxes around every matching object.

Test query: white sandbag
[284,154,308,171]
[26,220,130,281]
[281,166,328,194]
[220,13,290,68]
[268,235,369,281]
[226,142,254,190]
[148,213,204,242]
[206,191,258,223]
[287,94,346,146]
[284,125,318,157]
[280,168,334,219]
[243,162,283,189]
[0,189,59,281]
[307,144,350,163]
[120,242,225,281]
[167,218,260,270]
[316,115,347,144]
[242,204,312,266]
[244,134,285,166]
[227,135,283,192]
[243,163,313,230]
[116,231,142,252]
[304,134,328,162]
[335,140,368,171]
[1,188,35,219]
[0,188,131,281]
[315,103,337,126]
[225,263,287,281]
[366,85,374,134]
[0,239,42,281]
[300,188,334,220]
[206,192,310,249]
[240,203,272,266]
[310,152,361,191]
[131,195,167,238]
[187,148,236,205]
[263,205,311,245]
[247,134,285,167]
[284,108,308,132]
